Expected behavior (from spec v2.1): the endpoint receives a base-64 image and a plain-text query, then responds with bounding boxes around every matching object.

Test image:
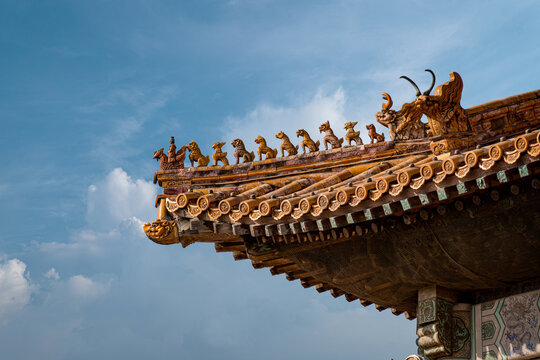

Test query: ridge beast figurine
[211,142,229,166]
[366,124,385,143]
[275,131,299,157]
[344,121,363,146]
[231,138,255,164]
[153,136,187,170]
[296,129,320,154]
[375,91,427,141]
[254,135,278,160]
[187,140,210,167]
[375,70,437,141]
[319,120,344,150]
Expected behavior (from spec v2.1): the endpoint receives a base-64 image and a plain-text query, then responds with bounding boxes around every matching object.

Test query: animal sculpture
[211,142,229,166]
[319,120,344,150]
[153,146,186,170]
[186,140,210,167]
[254,135,278,160]
[296,129,320,154]
[375,92,426,141]
[366,124,385,144]
[275,131,299,157]
[401,70,470,135]
[231,138,255,164]
[343,121,363,146]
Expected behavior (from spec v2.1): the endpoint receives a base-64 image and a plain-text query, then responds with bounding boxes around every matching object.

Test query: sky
[0,1,539,359]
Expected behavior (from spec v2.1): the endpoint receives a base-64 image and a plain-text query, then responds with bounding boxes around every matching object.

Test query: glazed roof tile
[146,77,540,317]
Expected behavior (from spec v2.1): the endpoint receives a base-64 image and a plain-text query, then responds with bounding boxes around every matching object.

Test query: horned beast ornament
[400,70,470,136]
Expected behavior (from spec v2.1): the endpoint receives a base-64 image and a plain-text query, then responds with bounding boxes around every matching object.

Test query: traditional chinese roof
[145,72,540,319]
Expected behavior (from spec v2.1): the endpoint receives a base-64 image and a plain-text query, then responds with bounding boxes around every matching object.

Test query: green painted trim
[457,183,468,194]
[419,193,429,205]
[497,171,508,183]
[518,165,529,177]
[330,217,338,228]
[364,209,373,220]
[346,213,354,224]
[437,188,448,200]
[471,306,476,360]
[495,300,506,360]
[477,177,487,189]
[383,203,392,215]
[401,199,411,211]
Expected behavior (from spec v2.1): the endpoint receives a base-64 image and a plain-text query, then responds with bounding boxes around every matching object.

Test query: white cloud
[0,258,34,319]
[86,168,157,231]
[68,275,111,299]
[45,268,60,281]
[38,168,156,257]
[224,88,347,150]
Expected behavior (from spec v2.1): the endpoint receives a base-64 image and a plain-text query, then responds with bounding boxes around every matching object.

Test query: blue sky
[0,1,539,359]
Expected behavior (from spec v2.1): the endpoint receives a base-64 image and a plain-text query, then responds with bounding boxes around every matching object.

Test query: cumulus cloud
[68,275,111,299]
[224,88,346,150]
[45,268,60,280]
[38,168,156,257]
[86,168,157,230]
[0,258,34,319]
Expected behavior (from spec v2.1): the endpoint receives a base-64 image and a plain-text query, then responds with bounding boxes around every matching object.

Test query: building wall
[474,290,540,360]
